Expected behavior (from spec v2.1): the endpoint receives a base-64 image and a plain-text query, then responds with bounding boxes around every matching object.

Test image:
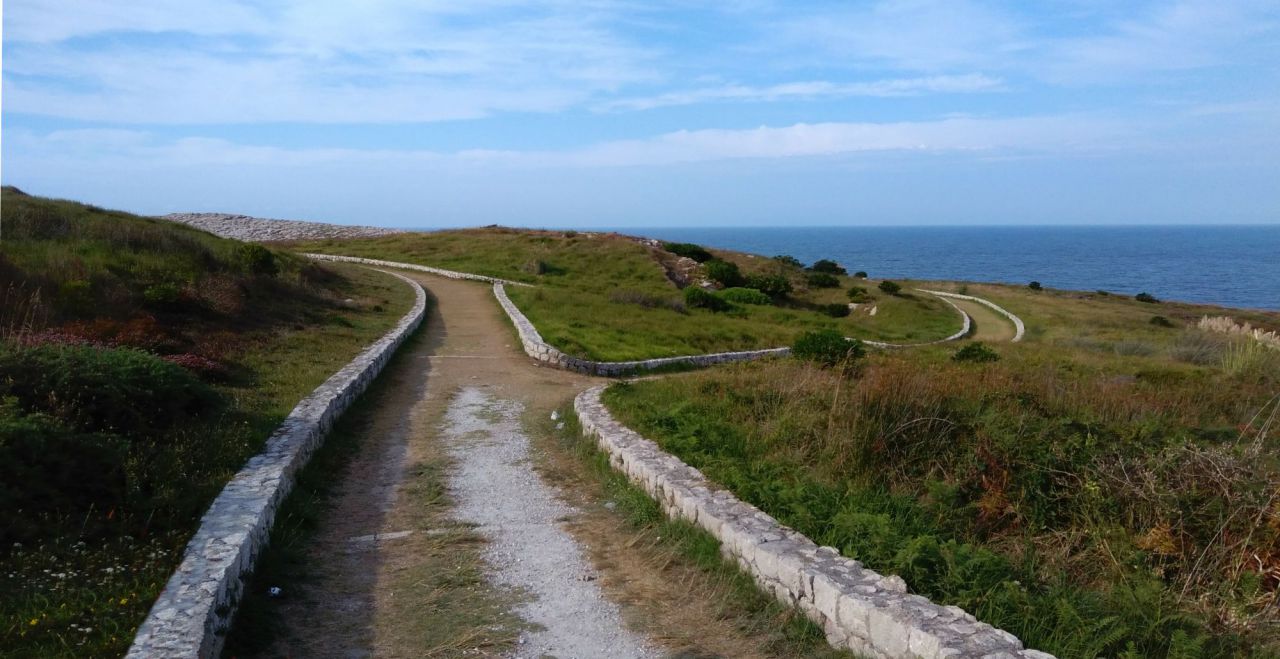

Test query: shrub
[683,286,731,312]
[772,255,804,269]
[0,343,218,439]
[1028,281,1042,291]
[806,272,840,288]
[718,287,772,305]
[792,329,864,367]
[663,242,714,263]
[236,243,279,276]
[847,286,873,303]
[1135,292,1160,303]
[1149,315,1175,328]
[854,271,868,278]
[703,259,745,288]
[820,303,851,318]
[810,259,847,275]
[878,280,902,295]
[143,282,183,307]
[520,259,548,275]
[952,342,1000,363]
[745,273,793,297]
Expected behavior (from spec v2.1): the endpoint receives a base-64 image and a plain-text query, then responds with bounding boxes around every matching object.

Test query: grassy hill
[294,229,963,360]
[0,188,417,657]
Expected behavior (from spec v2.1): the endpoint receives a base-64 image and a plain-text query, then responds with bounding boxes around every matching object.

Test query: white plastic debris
[268,586,283,598]
[550,410,560,421]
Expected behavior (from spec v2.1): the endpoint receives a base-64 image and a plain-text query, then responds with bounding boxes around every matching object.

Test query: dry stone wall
[127,269,428,659]
[304,253,527,286]
[921,290,1025,342]
[576,386,1054,659]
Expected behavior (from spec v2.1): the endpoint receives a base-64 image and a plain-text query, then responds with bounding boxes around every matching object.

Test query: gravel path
[443,386,659,659]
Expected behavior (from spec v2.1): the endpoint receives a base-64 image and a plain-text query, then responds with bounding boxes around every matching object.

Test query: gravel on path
[443,386,660,659]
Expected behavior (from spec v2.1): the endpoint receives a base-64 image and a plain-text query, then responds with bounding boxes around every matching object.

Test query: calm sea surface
[611,226,1280,311]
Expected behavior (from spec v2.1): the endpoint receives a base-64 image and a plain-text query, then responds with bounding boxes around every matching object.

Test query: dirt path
[950,297,1017,342]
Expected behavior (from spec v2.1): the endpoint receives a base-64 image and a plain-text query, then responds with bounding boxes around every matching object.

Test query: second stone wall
[576,386,1054,659]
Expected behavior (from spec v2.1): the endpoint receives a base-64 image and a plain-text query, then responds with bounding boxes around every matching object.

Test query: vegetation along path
[230,272,667,657]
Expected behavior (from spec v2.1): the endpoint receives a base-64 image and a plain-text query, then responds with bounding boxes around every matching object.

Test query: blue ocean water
[618,226,1280,311]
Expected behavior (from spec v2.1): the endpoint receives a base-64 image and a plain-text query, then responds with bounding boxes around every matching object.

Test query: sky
[2,1,1279,227]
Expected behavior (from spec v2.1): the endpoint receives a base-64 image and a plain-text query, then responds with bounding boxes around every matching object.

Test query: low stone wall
[493,282,790,376]
[921,290,1025,342]
[576,386,1053,659]
[304,253,529,286]
[863,295,972,349]
[127,269,428,659]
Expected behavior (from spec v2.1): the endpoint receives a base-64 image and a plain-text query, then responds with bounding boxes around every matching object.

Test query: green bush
[1028,281,1042,291]
[236,243,279,276]
[745,273,792,297]
[810,259,847,275]
[0,343,218,439]
[703,259,745,288]
[820,303,851,318]
[143,282,183,307]
[1149,315,1175,328]
[792,329,864,367]
[847,286,873,303]
[663,242,714,263]
[718,287,772,305]
[1135,292,1160,303]
[772,255,804,269]
[878,280,902,295]
[684,286,731,312]
[952,342,1000,363]
[806,272,840,288]
[854,271,868,278]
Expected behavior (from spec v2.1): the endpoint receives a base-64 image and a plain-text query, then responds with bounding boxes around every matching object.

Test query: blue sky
[3,1,1278,227]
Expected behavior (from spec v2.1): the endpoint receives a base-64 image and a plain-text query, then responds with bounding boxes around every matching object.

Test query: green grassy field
[293,230,965,361]
[602,289,1280,658]
[0,190,416,657]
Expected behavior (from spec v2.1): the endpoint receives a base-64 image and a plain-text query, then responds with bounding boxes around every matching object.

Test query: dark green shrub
[143,282,183,307]
[1149,315,1175,328]
[703,259,745,288]
[847,286,873,303]
[520,259,548,275]
[718,287,772,305]
[609,289,687,314]
[854,271,868,278]
[792,329,864,367]
[236,243,279,276]
[772,255,804,269]
[810,259,847,275]
[0,343,218,439]
[684,286,731,312]
[878,280,902,295]
[1028,281,1042,291]
[663,242,714,263]
[1135,292,1160,303]
[952,342,1000,363]
[745,273,793,297]
[806,272,840,288]
[0,409,127,544]
[820,303,851,318]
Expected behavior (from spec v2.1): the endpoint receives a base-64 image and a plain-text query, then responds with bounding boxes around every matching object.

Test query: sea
[608,226,1280,311]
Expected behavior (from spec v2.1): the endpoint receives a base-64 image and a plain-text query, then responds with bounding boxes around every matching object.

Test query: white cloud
[596,74,1003,111]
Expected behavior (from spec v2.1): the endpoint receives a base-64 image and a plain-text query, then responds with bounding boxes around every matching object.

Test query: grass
[292,230,963,361]
[601,301,1280,659]
[544,401,853,658]
[0,190,417,657]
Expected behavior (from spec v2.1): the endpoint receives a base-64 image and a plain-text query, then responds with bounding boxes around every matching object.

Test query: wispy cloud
[596,74,1003,112]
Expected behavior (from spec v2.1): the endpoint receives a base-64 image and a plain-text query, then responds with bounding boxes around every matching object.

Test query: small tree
[806,272,840,288]
[878,280,901,295]
[810,259,847,275]
[853,271,868,279]
[745,273,793,298]
[1028,281,1042,291]
[703,259,745,288]
[792,329,864,368]
[846,286,872,303]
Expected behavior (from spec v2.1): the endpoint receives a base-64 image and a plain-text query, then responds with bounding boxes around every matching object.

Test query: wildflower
[119,598,128,605]
[29,618,38,626]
